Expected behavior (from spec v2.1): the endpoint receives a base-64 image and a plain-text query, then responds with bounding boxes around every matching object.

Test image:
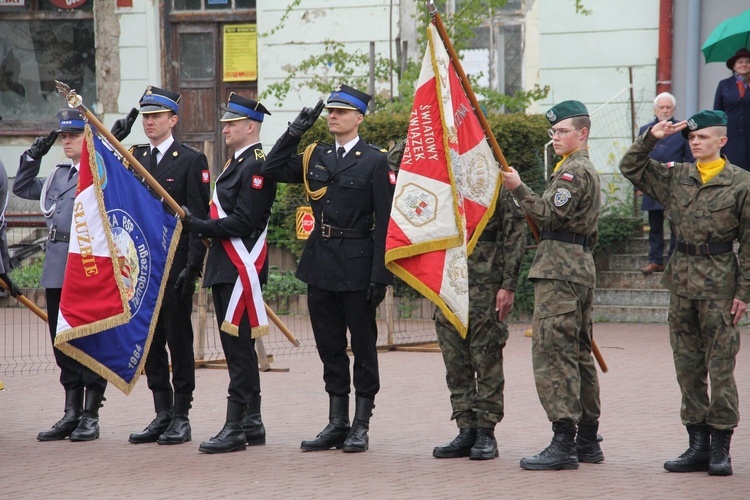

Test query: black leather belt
[48,226,70,243]
[675,240,733,256]
[477,232,497,242]
[540,229,589,247]
[320,224,372,239]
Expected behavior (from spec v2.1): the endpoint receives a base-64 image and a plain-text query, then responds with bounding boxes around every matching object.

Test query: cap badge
[687,118,697,130]
[546,110,556,121]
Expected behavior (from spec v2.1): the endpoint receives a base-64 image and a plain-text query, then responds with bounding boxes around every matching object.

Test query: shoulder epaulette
[182,143,201,154]
[368,143,388,153]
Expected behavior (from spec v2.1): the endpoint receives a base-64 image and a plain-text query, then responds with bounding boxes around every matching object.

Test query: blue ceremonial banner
[55,127,181,394]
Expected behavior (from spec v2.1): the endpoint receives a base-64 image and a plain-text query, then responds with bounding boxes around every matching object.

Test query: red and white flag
[385,23,500,338]
[56,128,130,335]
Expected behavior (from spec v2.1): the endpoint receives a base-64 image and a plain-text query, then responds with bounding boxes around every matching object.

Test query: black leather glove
[27,130,59,159]
[366,282,387,310]
[174,266,200,302]
[288,100,325,137]
[0,273,21,298]
[111,107,139,142]
[181,205,195,229]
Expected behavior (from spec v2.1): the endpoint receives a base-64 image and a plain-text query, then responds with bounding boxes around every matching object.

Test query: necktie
[150,147,159,172]
[337,146,345,164]
[68,166,77,181]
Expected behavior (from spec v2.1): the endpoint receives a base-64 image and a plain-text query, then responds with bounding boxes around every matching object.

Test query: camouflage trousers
[531,279,601,426]
[668,294,740,430]
[434,284,509,429]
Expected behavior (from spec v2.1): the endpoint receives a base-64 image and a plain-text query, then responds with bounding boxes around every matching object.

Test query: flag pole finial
[55,80,83,109]
[426,0,437,15]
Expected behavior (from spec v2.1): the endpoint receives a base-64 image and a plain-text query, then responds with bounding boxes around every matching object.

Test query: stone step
[622,236,673,255]
[597,270,667,289]
[607,253,663,272]
[593,304,668,323]
[594,288,670,307]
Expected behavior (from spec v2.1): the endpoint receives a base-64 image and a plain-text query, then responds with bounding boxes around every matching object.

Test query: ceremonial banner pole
[54,81,299,348]
[0,277,48,322]
[425,3,607,372]
[426,1,540,242]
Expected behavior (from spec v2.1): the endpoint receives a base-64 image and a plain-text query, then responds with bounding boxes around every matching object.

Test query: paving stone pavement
[1,323,748,499]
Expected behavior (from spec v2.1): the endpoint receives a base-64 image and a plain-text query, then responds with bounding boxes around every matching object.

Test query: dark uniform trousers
[308,286,380,399]
[47,288,106,392]
[212,284,260,404]
[131,140,210,396]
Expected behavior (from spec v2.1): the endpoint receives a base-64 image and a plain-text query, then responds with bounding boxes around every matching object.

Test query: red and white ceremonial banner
[385,22,501,338]
[56,127,130,335]
[210,185,270,339]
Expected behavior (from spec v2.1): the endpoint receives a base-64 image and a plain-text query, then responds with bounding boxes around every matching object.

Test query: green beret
[682,109,728,137]
[545,100,589,125]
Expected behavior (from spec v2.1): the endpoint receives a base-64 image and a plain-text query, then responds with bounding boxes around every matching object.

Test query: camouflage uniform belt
[675,240,733,256]
[540,229,589,247]
[320,224,372,239]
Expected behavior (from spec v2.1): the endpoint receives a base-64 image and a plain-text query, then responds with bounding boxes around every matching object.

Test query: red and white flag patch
[665,161,675,169]
[561,172,574,182]
[202,170,210,183]
[252,175,264,189]
[389,171,397,185]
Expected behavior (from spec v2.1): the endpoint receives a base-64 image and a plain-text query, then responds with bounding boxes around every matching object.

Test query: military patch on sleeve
[554,188,572,207]
[252,175,264,189]
[202,170,210,183]
[561,172,574,182]
[665,161,675,169]
[389,171,397,185]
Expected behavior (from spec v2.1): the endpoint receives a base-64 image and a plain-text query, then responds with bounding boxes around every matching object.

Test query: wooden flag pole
[0,277,48,322]
[425,3,607,373]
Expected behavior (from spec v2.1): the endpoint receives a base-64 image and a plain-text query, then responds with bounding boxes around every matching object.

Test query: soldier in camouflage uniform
[503,100,603,471]
[432,188,526,461]
[619,109,746,477]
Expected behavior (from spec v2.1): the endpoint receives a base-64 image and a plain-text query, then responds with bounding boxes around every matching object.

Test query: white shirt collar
[335,136,360,157]
[150,135,175,157]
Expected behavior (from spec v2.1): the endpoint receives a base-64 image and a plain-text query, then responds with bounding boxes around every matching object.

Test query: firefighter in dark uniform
[262,85,394,453]
[181,93,277,453]
[14,109,108,442]
[114,86,210,445]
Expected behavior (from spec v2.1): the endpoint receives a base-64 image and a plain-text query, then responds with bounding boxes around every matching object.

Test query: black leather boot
[433,428,477,458]
[576,421,604,463]
[664,424,710,472]
[520,421,579,470]
[70,389,106,442]
[198,399,246,454]
[129,391,174,444]
[470,428,499,460]
[242,395,266,446]
[708,428,733,476]
[37,389,84,441]
[158,393,192,445]
[301,396,350,451]
[342,397,374,453]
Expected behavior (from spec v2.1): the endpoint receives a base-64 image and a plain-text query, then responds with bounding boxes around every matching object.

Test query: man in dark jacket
[182,93,277,453]
[113,86,210,445]
[637,92,693,275]
[262,85,394,453]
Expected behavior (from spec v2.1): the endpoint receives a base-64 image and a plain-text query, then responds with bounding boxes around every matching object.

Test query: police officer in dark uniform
[116,86,210,445]
[181,93,276,453]
[262,85,394,453]
[14,109,109,442]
